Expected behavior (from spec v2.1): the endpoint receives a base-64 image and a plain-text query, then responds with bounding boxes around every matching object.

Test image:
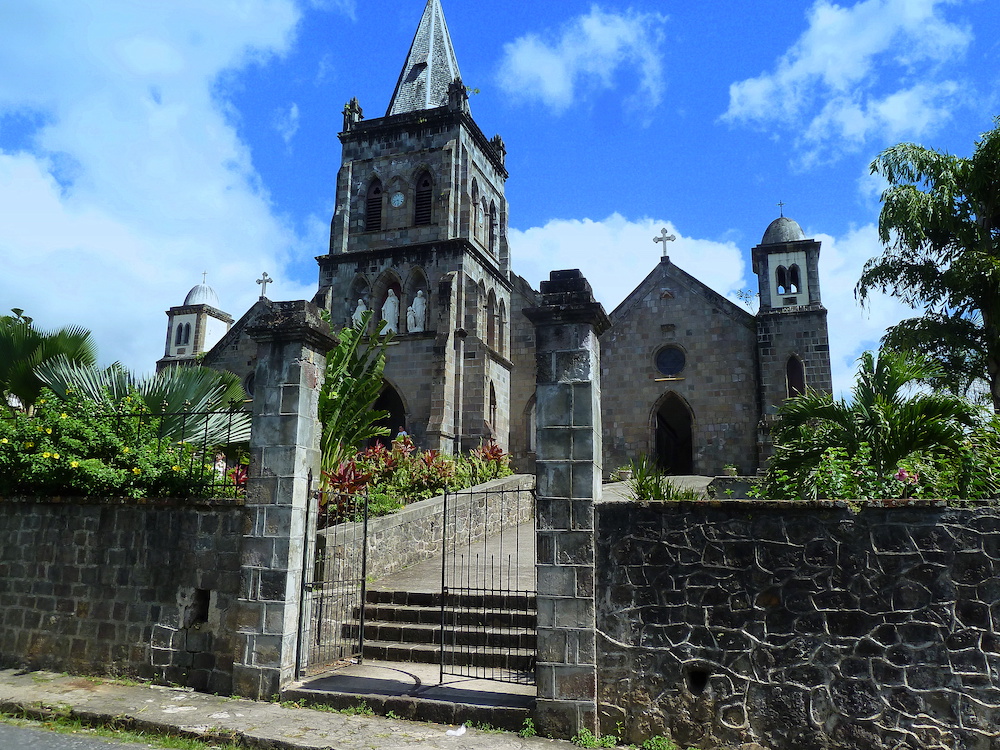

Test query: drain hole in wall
[687,668,710,695]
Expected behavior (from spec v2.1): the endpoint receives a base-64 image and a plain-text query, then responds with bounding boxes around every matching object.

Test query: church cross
[777,200,786,217]
[257,272,273,299]
[654,227,676,258]
[202,271,208,284]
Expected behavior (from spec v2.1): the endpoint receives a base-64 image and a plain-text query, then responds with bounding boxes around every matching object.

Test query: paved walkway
[0,669,571,750]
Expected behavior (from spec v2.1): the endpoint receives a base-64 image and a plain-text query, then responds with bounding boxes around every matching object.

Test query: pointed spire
[386,0,464,117]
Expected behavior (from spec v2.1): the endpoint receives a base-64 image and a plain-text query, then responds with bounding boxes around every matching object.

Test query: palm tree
[769,349,980,498]
[857,117,1000,410]
[0,309,97,413]
[35,359,251,444]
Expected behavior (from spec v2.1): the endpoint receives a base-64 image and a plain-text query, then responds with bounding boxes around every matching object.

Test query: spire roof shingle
[386,0,463,117]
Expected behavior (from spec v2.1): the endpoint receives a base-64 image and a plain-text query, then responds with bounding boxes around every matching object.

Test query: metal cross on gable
[654,227,676,258]
[257,272,273,299]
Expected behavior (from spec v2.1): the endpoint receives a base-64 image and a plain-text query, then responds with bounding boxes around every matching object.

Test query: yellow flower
[36,426,43,432]
[70,461,79,468]
[122,447,131,454]
[132,467,141,475]
[1,438,7,444]
[171,465,181,472]
[24,441,34,448]
[38,399,46,404]
[52,453,60,459]
[60,413,68,419]
[43,452,51,458]
[45,428,52,434]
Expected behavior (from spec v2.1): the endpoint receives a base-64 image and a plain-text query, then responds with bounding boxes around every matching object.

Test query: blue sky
[1,0,998,395]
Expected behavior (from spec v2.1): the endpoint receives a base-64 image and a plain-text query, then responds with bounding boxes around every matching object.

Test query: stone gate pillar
[525,270,610,738]
[233,301,337,700]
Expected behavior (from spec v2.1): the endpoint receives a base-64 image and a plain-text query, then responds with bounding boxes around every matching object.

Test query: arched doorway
[372,382,407,446]
[654,393,694,474]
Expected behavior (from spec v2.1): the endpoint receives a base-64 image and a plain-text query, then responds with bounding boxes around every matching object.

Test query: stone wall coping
[318,474,534,538]
[595,496,1000,510]
[0,495,245,508]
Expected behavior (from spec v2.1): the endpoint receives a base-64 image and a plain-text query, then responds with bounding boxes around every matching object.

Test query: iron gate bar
[439,485,536,685]
[298,488,369,677]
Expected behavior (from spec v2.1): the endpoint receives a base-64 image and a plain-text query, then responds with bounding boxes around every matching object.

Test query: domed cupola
[183,283,222,309]
[156,278,234,372]
[761,216,806,245]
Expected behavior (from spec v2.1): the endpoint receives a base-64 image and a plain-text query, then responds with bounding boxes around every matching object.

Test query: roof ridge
[386,0,463,117]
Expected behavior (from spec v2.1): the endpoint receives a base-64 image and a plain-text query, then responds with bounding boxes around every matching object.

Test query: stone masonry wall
[0,498,242,693]
[596,499,1000,750]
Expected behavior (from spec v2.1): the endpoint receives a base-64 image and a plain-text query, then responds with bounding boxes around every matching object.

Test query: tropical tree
[319,310,393,479]
[765,349,982,499]
[856,117,1000,409]
[0,309,97,413]
[35,359,250,443]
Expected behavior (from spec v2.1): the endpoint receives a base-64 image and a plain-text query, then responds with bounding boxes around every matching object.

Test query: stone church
[157,0,832,477]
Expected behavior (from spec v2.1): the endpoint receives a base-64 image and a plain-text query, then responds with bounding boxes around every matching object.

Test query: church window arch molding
[788,264,801,294]
[498,299,507,357]
[365,178,384,232]
[489,200,498,256]
[486,289,497,349]
[414,170,433,226]
[786,355,806,398]
[775,265,789,295]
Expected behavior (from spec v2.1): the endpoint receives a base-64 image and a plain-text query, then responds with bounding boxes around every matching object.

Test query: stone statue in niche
[406,306,417,333]
[411,290,427,332]
[351,299,367,327]
[381,289,399,333]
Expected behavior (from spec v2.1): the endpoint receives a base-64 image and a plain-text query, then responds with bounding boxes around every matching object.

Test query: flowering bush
[0,388,243,499]
[321,435,512,518]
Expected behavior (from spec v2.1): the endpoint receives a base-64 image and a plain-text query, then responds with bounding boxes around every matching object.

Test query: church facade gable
[600,258,760,476]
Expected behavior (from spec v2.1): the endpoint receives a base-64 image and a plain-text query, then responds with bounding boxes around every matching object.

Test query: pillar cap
[246,300,338,353]
[524,269,610,335]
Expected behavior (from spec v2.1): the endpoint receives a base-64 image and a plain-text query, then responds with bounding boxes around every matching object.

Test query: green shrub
[624,456,703,502]
[0,388,241,499]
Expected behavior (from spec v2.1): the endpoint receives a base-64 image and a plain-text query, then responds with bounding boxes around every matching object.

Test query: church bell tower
[316,0,513,453]
[752,214,833,461]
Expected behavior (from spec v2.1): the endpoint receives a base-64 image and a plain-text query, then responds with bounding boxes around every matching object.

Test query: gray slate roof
[386,0,463,117]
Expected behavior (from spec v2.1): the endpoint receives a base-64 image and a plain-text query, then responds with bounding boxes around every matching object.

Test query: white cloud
[724,0,971,158]
[496,6,668,113]
[0,0,318,373]
[275,102,301,143]
[509,213,748,315]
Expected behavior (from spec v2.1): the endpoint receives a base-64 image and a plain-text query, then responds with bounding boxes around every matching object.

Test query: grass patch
[0,709,242,749]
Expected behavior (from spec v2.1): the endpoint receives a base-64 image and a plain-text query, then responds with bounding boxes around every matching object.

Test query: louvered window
[366,180,383,231]
[414,172,432,226]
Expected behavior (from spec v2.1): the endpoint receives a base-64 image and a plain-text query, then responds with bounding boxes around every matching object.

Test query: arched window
[183,323,191,345]
[786,356,806,398]
[489,201,498,255]
[788,264,801,294]
[414,171,432,226]
[489,381,497,432]
[498,300,507,357]
[365,179,383,231]
[174,324,184,346]
[775,265,788,295]
[486,290,497,349]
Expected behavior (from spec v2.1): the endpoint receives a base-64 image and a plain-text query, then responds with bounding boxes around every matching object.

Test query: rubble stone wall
[596,499,1000,750]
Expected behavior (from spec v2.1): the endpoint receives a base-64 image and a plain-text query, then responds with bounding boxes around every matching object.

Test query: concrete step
[358,603,536,629]
[360,640,536,671]
[366,588,536,611]
[343,621,537,649]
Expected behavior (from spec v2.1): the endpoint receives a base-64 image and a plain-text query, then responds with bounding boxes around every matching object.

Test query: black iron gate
[439,486,536,684]
[298,488,369,677]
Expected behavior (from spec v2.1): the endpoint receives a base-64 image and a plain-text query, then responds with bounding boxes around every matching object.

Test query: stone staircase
[346,589,537,677]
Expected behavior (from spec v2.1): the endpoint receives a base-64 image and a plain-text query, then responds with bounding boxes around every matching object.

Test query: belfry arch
[652,392,694,475]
